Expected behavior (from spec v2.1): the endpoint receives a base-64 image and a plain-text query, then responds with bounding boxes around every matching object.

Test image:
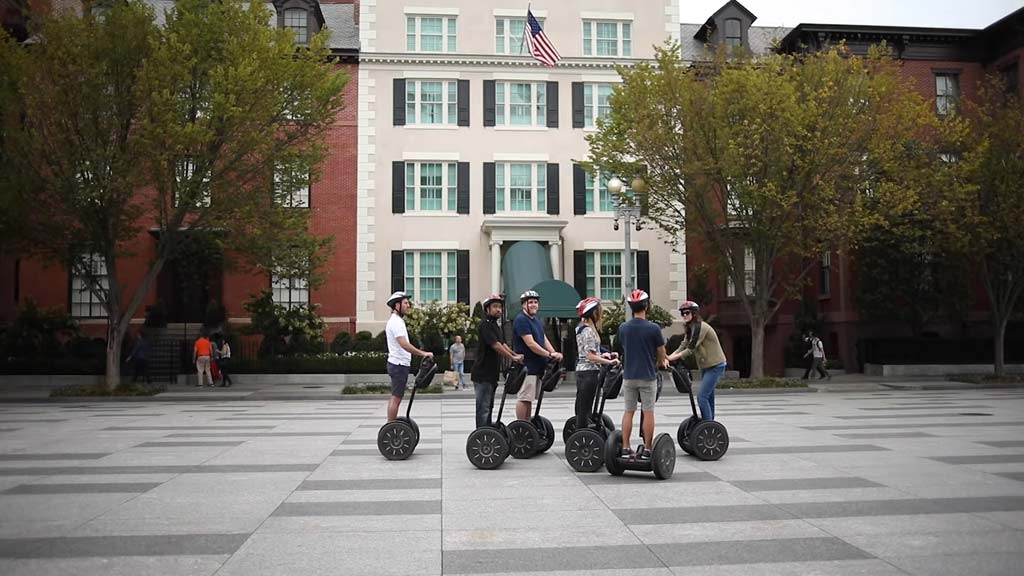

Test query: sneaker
[638,448,652,461]
[620,447,635,459]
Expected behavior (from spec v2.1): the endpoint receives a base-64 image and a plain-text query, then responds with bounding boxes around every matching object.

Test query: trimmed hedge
[230,353,450,374]
[50,382,167,397]
[718,378,807,389]
[0,357,104,375]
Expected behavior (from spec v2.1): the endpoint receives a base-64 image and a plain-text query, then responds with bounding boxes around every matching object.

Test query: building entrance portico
[482,218,568,295]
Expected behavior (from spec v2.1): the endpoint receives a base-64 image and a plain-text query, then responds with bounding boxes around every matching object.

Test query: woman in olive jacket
[667,301,727,421]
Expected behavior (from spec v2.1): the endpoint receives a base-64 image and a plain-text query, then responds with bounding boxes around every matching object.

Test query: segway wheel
[690,421,729,461]
[566,428,605,473]
[651,433,677,480]
[466,427,509,470]
[377,421,416,460]
[496,422,509,441]
[601,414,615,432]
[604,430,625,476]
[535,416,555,453]
[398,416,420,449]
[507,420,540,459]
[677,417,698,455]
[561,416,577,445]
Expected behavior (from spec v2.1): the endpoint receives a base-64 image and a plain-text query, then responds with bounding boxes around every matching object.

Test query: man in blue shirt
[512,290,563,420]
[616,289,668,460]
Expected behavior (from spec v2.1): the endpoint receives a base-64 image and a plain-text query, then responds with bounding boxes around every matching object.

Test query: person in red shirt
[193,334,214,387]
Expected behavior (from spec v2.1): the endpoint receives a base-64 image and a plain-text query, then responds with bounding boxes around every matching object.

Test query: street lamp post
[607,176,644,298]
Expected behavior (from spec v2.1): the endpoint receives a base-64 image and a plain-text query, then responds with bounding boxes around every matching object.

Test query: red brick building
[1,0,360,342]
[682,1,1024,375]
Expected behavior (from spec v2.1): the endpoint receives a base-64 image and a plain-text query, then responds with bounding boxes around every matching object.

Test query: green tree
[0,0,346,388]
[586,44,938,377]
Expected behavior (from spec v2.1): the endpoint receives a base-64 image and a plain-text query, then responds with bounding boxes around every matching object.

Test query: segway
[465,363,527,470]
[604,372,676,480]
[672,365,729,461]
[507,358,564,459]
[564,364,622,472]
[561,366,615,444]
[377,357,437,460]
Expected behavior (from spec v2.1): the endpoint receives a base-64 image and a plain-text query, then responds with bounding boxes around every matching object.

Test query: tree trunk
[105,314,123,391]
[994,315,1007,377]
[750,316,766,379]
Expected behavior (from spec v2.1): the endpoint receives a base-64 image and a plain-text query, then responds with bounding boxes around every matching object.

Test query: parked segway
[564,364,622,472]
[672,364,729,461]
[507,358,563,459]
[377,357,437,460]
[604,372,676,480]
[465,362,527,469]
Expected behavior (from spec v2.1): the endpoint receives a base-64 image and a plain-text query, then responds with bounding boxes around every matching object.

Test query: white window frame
[284,8,309,45]
[582,20,632,57]
[935,73,960,116]
[724,18,742,49]
[404,250,458,304]
[584,251,637,302]
[70,253,109,319]
[405,79,458,126]
[495,16,529,55]
[174,159,211,208]
[495,162,547,214]
[404,162,458,213]
[726,246,755,298]
[495,81,547,128]
[406,15,457,53]
[274,166,310,208]
[272,274,309,309]
[583,83,615,129]
[585,169,624,213]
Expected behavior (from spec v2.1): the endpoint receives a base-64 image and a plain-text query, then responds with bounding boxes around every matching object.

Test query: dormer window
[275,0,322,46]
[285,8,308,44]
[724,18,742,49]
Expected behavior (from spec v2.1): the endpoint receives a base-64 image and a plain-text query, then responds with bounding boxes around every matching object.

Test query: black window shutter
[546,81,559,128]
[483,80,496,127]
[573,251,587,298]
[571,82,585,128]
[546,163,559,215]
[393,79,406,126]
[573,164,587,215]
[457,162,470,214]
[457,80,470,127]
[392,161,405,214]
[456,250,470,304]
[483,162,496,215]
[391,251,405,293]
[637,250,651,294]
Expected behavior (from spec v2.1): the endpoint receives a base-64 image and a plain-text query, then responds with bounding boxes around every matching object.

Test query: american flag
[523,9,560,67]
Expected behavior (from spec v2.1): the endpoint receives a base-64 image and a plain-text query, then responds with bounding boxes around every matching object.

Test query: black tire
[561,416,577,445]
[565,428,605,473]
[466,427,509,470]
[604,430,624,476]
[690,421,729,461]
[398,417,420,450]
[507,420,540,459]
[601,413,615,432]
[652,433,677,480]
[377,421,416,461]
[535,416,555,453]
[677,417,697,455]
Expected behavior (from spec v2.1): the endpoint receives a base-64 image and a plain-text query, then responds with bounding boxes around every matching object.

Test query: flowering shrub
[404,302,473,353]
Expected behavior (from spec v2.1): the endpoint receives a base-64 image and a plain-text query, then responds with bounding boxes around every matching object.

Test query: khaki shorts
[624,378,657,412]
[517,374,538,402]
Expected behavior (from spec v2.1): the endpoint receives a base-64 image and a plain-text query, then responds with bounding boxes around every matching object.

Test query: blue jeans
[474,380,496,428]
[698,362,727,421]
[455,361,465,387]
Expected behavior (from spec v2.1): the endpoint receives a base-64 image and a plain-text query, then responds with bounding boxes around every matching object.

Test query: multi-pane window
[583,83,614,128]
[406,15,457,53]
[585,251,637,301]
[725,182,740,217]
[274,167,310,208]
[935,73,960,115]
[284,8,308,44]
[272,274,309,309]
[174,159,211,208]
[404,251,458,303]
[70,253,108,318]
[495,81,547,127]
[405,80,458,126]
[585,170,624,213]
[495,162,546,213]
[724,18,742,49]
[582,20,632,57]
[495,17,527,54]
[820,251,831,297]
[726,247,755,297]
[404,162,458,212]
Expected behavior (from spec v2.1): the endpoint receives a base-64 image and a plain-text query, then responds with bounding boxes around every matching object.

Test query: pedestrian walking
[449,335,466,390]
[125,330,151,384]
[215,334,233,387]
[470,294,523,428]
[193,332,213,387]
[668,301,727,421]
[802,332,831,380]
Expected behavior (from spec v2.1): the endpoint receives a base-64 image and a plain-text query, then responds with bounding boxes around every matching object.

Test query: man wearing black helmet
[384,291,433,422]
[470,294,524,428]
[512,290,563,420]
[617,289,668,460]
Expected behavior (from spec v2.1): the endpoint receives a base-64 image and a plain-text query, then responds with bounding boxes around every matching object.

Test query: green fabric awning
[532,279,582,319]
[502,241,553,305]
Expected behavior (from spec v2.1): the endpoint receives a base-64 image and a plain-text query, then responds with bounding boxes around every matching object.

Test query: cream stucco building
[357,0,684,333]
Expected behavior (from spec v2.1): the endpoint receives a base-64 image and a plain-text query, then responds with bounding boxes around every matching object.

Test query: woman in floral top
[575,297,619,432]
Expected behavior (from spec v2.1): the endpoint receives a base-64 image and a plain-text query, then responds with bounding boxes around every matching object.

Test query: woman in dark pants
[214,334,233,387]
[574,298,619,431]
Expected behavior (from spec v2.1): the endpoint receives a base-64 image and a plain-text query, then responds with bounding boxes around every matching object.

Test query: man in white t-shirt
[385,291,434,422]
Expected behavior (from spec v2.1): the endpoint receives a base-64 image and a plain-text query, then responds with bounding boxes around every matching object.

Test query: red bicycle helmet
[576,297,600,318]
[627,289,650,303]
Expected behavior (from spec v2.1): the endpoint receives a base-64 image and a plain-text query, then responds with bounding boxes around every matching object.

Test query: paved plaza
[0,388,1023,575]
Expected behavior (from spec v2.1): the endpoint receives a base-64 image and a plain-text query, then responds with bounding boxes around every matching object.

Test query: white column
[490,241,502,294]
[549,240,562,281]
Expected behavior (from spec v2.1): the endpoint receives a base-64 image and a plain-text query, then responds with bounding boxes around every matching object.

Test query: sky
[680,0,1023,30]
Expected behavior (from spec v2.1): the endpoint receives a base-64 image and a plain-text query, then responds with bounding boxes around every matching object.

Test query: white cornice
[360,53,647,70]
